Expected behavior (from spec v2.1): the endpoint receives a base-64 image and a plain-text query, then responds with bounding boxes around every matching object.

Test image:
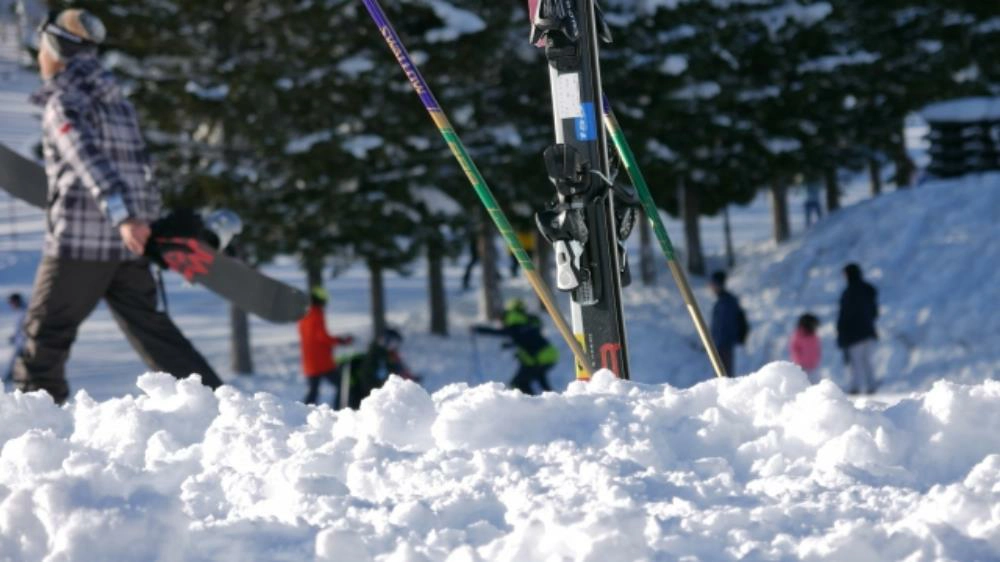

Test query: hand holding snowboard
[0,143,308,323]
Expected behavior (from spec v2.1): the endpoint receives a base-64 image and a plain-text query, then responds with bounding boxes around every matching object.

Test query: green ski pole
[602,95,729,378]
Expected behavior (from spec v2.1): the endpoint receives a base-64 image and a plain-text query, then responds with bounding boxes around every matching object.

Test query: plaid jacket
[32,55,160,261]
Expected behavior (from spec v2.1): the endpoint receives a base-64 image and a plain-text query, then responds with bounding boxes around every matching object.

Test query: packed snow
[1,366,999,561]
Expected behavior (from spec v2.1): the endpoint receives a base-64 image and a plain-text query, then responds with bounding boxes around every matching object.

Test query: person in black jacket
[472,299,558,395]
[836,263,879,394]
[709,271,749,376]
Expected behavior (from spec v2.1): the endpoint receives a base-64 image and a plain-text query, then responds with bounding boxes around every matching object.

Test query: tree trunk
[368,260,387,339]
[770,178,791,244]
[722,205,735,268]
[230,304,254,375]
[478,223,503,321]
[428,241,448,336]
[678,177,705,275]
[824,167,840,212]
[895,121,915,189]
[639,211,656,286]
[305,258,324,291]
[869,157,882,197]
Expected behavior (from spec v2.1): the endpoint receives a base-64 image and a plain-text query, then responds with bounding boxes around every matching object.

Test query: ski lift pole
[361,0,592,379]
[601,95,728,379]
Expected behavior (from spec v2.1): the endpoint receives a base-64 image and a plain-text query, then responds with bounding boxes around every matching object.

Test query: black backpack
[736,305,750,345]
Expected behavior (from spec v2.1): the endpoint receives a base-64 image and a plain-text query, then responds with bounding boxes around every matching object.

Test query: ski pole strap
[361,0,592,378]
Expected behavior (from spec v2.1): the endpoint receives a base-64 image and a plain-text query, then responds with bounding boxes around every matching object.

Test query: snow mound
[2,367,1000,561]
[734,174,1000,391]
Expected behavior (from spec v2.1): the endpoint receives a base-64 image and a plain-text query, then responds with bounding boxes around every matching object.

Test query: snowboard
[0,143,309,324]
[0,143,47,208]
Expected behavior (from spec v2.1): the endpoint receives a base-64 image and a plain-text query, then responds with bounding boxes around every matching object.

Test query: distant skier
[461,237,479,291]
[709,271,749,376]
[4,293,26,382]
[804,182,823,227]
[12,9,222,404]
[298,286,353,406]
[789,313,821,384]
[472,298,558,395]
[837,263,879,394]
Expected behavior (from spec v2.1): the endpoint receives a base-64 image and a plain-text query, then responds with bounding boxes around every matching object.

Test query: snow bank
[2,366,999,561]
[733,174,1000,392]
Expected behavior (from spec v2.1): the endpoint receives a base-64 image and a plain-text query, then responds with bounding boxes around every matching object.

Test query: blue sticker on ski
[575,102,597,141]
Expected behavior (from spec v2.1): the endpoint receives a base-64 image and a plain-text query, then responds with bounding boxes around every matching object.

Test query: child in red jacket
[789,313,821,384]
[299,287,353,406]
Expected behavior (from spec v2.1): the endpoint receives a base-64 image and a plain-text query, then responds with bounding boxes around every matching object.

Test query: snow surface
[731,173,1000,392]
[1,367,999,561]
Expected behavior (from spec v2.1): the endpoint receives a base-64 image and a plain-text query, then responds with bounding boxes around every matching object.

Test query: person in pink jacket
[789,313,821,383]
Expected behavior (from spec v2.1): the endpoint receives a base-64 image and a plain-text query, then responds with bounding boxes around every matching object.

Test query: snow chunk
[342,134,384,158]
[765,137,802,154]
[921,97,1000,124]
[646,138,678,161]
[757,1,832,35]
[285,130,333,155]
[359,376,436,451]
[423,0,486,43]
[410,186,462,216]
[671,81,721,100]
[798,51,879,73]
[338,54,375,78]
[184,81,229,101]
[659,54,688,76]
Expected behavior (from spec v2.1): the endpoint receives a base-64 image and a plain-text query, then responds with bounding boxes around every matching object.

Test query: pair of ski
[361,0,728,379]
[0,144,308,324]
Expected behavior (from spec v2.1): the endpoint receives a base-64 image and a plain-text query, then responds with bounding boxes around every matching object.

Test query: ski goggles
[37,11,95,46]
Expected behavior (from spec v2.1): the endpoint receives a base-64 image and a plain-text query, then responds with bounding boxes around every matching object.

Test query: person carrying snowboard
[298,286,353,406]
[12,9,222,404]
[472,298,558,395]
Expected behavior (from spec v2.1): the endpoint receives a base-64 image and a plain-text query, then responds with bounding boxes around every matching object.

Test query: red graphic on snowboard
[158,237,216,282]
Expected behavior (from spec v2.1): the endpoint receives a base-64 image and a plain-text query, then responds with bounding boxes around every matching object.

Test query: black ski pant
[303,368,340,407]
[13,256,222,404]
[718,345,735,377]
[509,364,553,396]
[461,252,479,290]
